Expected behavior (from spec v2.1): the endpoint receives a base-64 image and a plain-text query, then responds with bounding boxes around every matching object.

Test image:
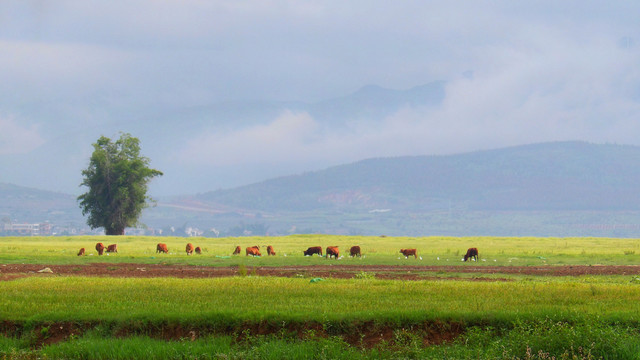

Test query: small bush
[238,264,247,277]
[354,271,375,280]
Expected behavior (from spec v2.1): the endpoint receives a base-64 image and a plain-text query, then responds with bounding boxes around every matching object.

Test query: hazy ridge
[4,141,640,236]
[198,141,640,212]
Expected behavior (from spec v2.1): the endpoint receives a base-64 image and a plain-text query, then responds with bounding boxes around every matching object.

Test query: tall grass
[2,277,640,324]
[3,321,640,360]
[38,334,365,360]
[435,320,640,359]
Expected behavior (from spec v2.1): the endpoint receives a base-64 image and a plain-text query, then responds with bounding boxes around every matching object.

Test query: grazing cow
[195,247,202,254]
[77,248,85,256]
[303,246,323,256]
[233,246,241,255]
[400,248,417,258]
[246,246,261,257]
[106,244,118,253]
[95,242,105,256]
[156,243,168,254]
[350,246,361,257]
[326,246,339,259]
[267,245,276,256]
[186,243,195,255]
[464,247,479,262]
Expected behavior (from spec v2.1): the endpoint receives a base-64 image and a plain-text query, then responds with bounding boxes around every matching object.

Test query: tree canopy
[78,133,163,235]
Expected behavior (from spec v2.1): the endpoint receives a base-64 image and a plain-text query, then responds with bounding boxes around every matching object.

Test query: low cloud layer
[172,30,640,173]
[176,111,320,166]
[0,117,45,155]
[2,1,640,195]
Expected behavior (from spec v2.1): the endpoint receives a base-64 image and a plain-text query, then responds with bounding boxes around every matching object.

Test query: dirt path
[3,263,640,281]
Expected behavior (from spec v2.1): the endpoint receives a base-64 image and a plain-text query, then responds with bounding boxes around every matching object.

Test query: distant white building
[3,222,52,236]
[185,227,204,237]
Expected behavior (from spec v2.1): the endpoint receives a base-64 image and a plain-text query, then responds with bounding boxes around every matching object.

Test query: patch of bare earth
[2,263,640,281]
[3,320,465,349]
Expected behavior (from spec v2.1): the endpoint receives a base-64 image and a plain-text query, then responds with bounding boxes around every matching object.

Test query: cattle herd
[76,243,479,261]
[80,242,119,256]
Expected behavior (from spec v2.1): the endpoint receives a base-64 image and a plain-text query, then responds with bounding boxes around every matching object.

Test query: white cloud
[362,40,640,156]
[175,110,320,166]
[172,28,640,172]
[0,117,45,155]
[0,40,133,102]
[4,1,640,194]
[171,22,640,171]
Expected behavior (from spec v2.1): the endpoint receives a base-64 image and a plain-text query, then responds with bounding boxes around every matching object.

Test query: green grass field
[3,275,640,359]
[2,276,640,323]
[1,234,640,266]
[2,235,640,359]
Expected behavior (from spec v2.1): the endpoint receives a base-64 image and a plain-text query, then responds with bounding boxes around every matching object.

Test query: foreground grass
[2,321,640,359]
[3,235,640,358]
[2,276,640,323]
[2,235,640,266]
[3,275,640,358]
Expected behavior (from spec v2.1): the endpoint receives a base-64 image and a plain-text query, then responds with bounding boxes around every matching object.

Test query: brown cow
[326,246,339,259]
[156,243,168,254]
[400,248,417,258]
[246,246,261,257]
[195,247,202,254]
[233,246,241,255]
[303,246,323,256]
[95,242,105,256]
[350,246,361,257]
[186,243,195,255]
[267,245,276,256]
[463,247,479,262]
[77,248,85,256]
[106,244,118,253]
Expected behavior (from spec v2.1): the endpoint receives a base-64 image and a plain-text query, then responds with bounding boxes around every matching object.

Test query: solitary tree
[78,133,163,235]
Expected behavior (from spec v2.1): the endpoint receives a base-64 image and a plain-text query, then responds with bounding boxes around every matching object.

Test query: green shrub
[238,264,247,277]
[432,320,640,359]
[354,271,375,280]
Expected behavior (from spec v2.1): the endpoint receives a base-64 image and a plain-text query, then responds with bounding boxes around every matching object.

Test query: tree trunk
[106,227,125,235]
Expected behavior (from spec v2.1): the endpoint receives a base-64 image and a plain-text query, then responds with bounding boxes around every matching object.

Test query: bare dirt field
[3,263,640,281]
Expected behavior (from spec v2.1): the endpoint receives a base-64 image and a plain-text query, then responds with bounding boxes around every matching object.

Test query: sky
[1,1,640,196]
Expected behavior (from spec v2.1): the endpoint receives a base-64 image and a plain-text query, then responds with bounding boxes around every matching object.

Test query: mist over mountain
[5,2,640,205]
[307,82,446,125]
[0,81,447,197]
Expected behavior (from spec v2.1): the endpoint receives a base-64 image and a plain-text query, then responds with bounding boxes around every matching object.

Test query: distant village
[0,218,272,237]
[0,221,223,237]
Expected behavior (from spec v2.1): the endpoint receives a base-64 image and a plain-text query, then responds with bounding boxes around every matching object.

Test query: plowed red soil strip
[3,263,640,281]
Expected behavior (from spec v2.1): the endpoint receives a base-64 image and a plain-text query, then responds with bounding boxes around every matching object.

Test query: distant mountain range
[156,81,447,129]
[4,141,640,236]
[197,141,640,212]
[0,183,80,225]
